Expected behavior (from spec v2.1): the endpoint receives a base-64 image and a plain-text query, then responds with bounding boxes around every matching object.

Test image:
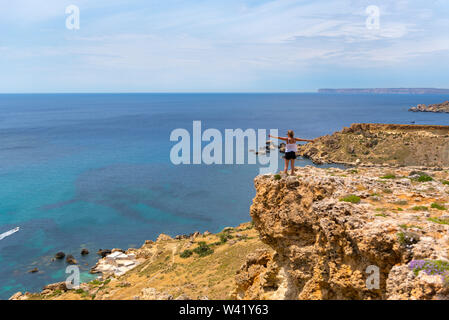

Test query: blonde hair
[287,130,294,138]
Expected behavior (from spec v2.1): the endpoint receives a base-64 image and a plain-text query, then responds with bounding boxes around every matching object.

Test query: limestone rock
[236,166,449,300]
[157,234,172,242]
[140,288,173,300]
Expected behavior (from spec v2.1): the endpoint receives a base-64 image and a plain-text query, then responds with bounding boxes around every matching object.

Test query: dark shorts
[284,151,297,160]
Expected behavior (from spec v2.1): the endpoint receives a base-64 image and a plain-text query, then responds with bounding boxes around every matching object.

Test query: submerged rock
[28,268,39,274]
[55,252,65,259]
[66,255,77,265]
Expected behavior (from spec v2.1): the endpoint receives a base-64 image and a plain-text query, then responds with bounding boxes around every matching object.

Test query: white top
[285,138,297,153]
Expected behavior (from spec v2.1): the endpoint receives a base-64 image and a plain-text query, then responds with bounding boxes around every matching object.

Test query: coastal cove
[1,93,449,299]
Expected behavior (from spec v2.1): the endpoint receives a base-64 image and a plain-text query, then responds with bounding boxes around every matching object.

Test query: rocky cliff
[233,166,449,300]
[409,101,449,113]
[298,123,449,167]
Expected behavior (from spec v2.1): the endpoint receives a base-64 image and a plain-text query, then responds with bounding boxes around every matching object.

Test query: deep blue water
[1,93,449,299]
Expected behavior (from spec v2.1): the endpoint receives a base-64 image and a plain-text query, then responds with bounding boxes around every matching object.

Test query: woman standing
[269,131,314,175]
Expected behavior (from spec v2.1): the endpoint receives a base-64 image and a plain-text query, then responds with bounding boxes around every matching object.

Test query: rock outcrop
[236,166,449,300]
[90,251,140,277]
[298,123,449,167]
[409,101,449,113]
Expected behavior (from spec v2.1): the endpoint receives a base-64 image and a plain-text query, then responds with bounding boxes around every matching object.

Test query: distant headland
[318,88,449,94]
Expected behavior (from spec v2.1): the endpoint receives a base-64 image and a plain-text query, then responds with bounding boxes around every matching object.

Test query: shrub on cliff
[431,203,447,210]
[219,232,234,244]
[380,174,396,179]
[412,206,428,211]
[339,195,361,204]
[427,217,449,225]
[193,242,214,257]
[415,174,433,182]
[180,250,193,258]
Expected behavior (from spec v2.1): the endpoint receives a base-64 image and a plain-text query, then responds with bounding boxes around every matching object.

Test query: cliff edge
[233,166,449,300]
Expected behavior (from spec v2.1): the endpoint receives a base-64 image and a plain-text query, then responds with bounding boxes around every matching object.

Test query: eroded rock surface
[236,166,449,300]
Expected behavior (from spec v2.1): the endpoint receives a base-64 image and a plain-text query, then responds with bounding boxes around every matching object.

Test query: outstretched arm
[268,134,288,141]
[295,138,314,142]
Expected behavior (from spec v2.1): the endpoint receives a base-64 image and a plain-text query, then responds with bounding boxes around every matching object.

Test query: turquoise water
[1,93,449,299]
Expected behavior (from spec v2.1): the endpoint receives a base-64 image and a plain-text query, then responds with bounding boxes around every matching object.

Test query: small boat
[0,227,20,241]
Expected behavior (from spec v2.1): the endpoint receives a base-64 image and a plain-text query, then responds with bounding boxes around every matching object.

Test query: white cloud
[1,0,449,91]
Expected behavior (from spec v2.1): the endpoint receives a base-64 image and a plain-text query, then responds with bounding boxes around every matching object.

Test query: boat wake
[0,227,20,241]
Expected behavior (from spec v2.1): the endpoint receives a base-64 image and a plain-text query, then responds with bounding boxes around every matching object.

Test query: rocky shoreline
[409,101,449,113]
[298,123,449,167]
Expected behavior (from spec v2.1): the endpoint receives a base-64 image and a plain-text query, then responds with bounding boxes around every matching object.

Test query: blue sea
[1,93,449,299]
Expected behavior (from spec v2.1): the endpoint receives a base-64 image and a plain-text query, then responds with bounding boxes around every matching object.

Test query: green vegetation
[442,180,449,186]
[431,203,447,210]
[427,217,449,225]
[89,279,102,286]
[380,174,396,179]
[193,242,214,257]
[412,174,433,182]
[219,232,234,244]
[274,174,281,180]
[397,232,406,245]
[397,231,419,246]
[399,224,422,230]
[74,289,92,299]
[339,195,361,204]
[396,207,403,212]
[180,249,193,258]
[383,188,393,194]
[410,260,449,277]
[375,213,387,217]
[412,206,428,211]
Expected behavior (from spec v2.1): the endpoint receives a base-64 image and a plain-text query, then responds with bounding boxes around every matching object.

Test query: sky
[0,0,449,93]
